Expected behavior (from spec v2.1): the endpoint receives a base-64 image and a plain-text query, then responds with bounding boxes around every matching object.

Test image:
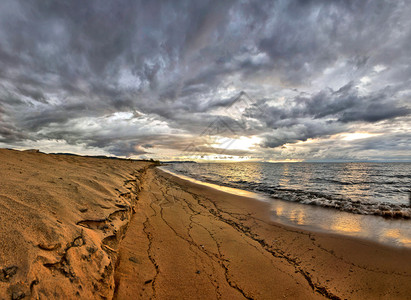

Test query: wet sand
[115,167,411,300]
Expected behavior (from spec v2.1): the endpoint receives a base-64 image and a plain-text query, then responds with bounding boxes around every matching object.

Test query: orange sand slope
[0,149,151,299]
[115,168,411,300]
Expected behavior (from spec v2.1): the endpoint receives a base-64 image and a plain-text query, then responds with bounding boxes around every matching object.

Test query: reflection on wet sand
[330,217,361,234]
[274,206,283,216]
[271,199,411,248]
[289,208,306,225]
[382,229,411,246]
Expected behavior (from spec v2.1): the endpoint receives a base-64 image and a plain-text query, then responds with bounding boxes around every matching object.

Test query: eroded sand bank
[0,149,151,299]
[115,168,411,300]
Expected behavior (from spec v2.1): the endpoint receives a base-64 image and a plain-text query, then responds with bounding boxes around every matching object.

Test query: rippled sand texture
[0,149,151,299]
[115,168,411,300]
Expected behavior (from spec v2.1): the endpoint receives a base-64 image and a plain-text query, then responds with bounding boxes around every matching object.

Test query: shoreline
[115,167,411,299]
[159,166,411,249]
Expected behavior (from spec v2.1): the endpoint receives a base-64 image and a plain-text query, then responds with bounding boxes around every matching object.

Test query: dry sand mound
[0,149,152,299]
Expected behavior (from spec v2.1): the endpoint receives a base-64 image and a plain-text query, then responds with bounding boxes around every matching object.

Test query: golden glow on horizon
[147,130,386,162]
[177,154,258,162]
[295,139,315,145]
[267,159,304,163]
[340,132,382,141]
[282,132,382,149]
[213,135,262,151]
[169,135,264,162]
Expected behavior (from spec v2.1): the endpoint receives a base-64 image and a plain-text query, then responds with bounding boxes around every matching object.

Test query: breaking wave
[165,162,411,220]
[268,189,410,219]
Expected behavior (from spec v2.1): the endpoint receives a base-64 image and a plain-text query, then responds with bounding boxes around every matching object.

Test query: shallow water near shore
[160,166,411,249]
[165,162,411,219]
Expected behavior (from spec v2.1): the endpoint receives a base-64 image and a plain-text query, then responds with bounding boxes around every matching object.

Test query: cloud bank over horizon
[0,0,410,161]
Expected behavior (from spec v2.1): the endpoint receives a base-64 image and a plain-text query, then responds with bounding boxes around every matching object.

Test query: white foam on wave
[270,191,411,219]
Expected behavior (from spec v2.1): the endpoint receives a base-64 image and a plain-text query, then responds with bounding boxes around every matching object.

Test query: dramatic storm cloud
[0,0,410,161]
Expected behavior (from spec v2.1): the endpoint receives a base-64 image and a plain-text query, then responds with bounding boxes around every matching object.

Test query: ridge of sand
[0,149,152,299]
[114,167,411,300]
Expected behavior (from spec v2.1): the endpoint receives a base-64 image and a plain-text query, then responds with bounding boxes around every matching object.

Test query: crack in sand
[147,176,253,299]
[43,231,85,282]
[192,219,253,299]
[172,192,229,299]
[203,200,341,300]
[163,183,254,299]
[142,216,159,299]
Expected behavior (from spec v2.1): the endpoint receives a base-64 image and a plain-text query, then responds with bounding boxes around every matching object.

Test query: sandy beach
[1,150,410,299]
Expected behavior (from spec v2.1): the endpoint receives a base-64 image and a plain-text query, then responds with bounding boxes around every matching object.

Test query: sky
[0,0,410,162]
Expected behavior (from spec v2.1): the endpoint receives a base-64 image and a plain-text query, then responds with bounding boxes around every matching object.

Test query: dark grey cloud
[105,141,148,157]
[262,121,342,149]
[255,82,409,148]
[0,0,410,160]
[305,132,411,162]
